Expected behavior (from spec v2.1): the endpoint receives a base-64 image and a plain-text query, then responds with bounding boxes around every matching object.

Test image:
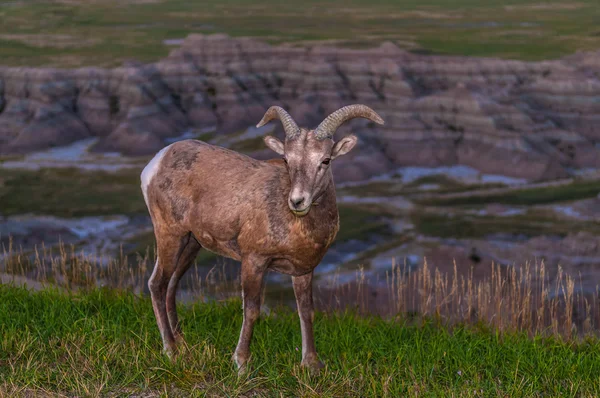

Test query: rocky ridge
[3,34,600,182]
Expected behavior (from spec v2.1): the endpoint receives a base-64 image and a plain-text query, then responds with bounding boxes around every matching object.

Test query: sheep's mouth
[290,206,311,217]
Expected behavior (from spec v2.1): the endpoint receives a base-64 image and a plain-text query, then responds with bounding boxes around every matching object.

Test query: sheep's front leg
[293,271,324,370]
[233,256,266,373]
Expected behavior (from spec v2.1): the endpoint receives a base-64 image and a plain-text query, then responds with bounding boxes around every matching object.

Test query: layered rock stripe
[2,34,600,182]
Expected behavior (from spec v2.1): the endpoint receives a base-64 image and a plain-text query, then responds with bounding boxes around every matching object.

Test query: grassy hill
[1,284,599,396]
[1,0,600,67]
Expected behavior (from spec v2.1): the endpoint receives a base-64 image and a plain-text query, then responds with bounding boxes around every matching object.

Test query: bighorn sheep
[141,104,384,371]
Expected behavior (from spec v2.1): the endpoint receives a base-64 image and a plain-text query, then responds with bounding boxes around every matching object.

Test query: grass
[418,179,600,207]
[2,0,600,67]
[2,284,600,396]
[228,136,269,153]
[194,131,217,143]
[341,180,407,197]
[340,175,507,198]
[4,240,600,338]
[336,204,391,243]
[3,237,600,394]
[0,167,147,217]
[409,210,600,239]
[403,174,467,191]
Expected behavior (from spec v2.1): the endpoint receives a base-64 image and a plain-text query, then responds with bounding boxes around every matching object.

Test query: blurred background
[2,0,600,315]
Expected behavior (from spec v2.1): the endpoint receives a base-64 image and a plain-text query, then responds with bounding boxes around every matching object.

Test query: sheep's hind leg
[293,271,325,371]
[166,233,201,345]
[148,234,191,358]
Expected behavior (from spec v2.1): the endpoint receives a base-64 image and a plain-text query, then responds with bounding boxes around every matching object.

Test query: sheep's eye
[322,158,331,165]
[283,157,288,164]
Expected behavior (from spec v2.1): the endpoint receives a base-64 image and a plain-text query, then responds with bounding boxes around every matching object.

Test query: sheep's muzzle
[291,206,311,217]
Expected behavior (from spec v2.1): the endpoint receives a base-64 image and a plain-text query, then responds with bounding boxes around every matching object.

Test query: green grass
[2,0,600,67]
[419,179,600,207]
[340,175,506,198]
[228,136,269,153]
[341,181,404,197]
[1,284,599,396]
[337,204,391,243]
[195,131,217,143]
[404,174,466,190]
[410,210,600,239]
[0,167,147,217]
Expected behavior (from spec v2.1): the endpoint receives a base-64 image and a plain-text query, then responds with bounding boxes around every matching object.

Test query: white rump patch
[141,145,171,207]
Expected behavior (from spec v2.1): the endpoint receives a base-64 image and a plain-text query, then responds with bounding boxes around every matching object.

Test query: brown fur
[147,139,339,271]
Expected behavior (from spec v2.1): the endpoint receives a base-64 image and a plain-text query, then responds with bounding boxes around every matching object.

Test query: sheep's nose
[289,196,306,210]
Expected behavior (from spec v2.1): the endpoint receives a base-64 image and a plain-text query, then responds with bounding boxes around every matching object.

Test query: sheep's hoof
[237,363,249,377]
[163,345,178,361]
[232,352,250,376]
[301,357,325,373]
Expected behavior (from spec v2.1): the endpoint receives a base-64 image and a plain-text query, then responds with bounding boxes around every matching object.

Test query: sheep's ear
[331,134,358,159]
[264,136,285,155]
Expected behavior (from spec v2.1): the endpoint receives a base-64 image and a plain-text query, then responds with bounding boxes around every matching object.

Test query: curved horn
[314,104,384,140]
[256,106,300,139]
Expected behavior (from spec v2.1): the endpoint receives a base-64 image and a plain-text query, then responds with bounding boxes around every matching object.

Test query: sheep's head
[257,104,384,217]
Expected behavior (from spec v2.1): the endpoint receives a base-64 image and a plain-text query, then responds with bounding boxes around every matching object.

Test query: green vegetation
[404,174,466,190]
[0,154,25,163]
[2,0,600,67]
[340,175,506,198]
[0,167,146,217]
[1,284,599,396]
[411,210,600,239]
[228,135,268,153]
[419,179,600,207]
[194,131,217,143]
[337,204,391,243]
[341,181,406,197]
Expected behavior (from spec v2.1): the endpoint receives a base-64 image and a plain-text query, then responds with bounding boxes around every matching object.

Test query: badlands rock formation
[2,34,600,181]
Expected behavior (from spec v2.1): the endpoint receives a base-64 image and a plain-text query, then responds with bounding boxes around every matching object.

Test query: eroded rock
[2,34,600,181]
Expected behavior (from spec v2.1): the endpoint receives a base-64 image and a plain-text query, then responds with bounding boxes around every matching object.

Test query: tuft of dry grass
[319,258,600,340]
[2,237,598,341]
